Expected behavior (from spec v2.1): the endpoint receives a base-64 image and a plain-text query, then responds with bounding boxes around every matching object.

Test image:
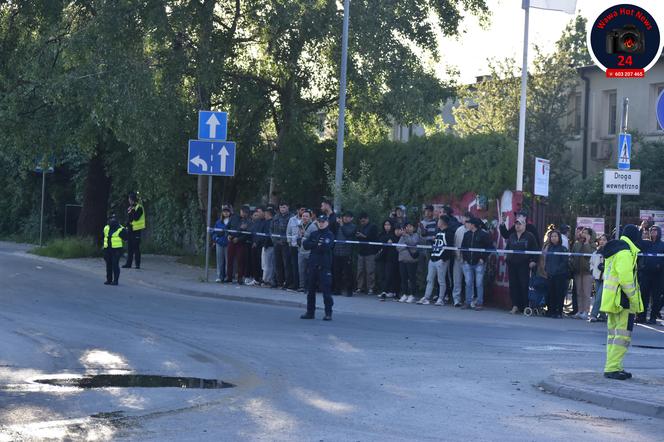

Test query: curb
[538,376,664,419]
[133,279,307,310]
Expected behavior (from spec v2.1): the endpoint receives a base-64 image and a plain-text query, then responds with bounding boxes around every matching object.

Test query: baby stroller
[524,272,548,317]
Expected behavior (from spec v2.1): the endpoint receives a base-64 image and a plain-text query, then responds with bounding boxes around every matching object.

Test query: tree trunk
[77,151,111,245]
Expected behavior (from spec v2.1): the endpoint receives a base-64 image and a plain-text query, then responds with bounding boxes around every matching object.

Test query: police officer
[103,214,127,285]
[600,224,644,380]
[300,214,335,321]
[123,191,146,269]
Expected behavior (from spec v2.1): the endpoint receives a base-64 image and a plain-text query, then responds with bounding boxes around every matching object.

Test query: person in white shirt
[287,205,306,291]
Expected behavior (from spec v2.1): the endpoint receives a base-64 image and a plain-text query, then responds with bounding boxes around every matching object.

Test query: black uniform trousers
[125,230,142,268]
[105,248,122,283]
[274,243,293,287]
[508,263,530,310]
[640,272,662,321]
[547,274,568,317]
[307,264,334,316]
[333,255,353,295]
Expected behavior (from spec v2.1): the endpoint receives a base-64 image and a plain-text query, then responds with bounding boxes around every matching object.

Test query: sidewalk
[539,371,664,419]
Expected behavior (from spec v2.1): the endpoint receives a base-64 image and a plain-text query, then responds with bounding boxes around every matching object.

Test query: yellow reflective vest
[600,236,644,314]
[103,225,125,249]
[130,203,146,231]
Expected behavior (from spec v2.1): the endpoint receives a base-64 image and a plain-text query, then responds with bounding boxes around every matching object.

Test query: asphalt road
[1,249,663,441]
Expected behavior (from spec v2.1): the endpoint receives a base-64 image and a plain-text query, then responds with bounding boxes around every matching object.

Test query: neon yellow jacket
[600,236,644,314]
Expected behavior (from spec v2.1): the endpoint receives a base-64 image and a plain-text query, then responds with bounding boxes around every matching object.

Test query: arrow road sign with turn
[187,140,236,176]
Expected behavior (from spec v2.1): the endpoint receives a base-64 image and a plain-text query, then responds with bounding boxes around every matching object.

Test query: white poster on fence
[534,157,550,197]
[576,217,605,235]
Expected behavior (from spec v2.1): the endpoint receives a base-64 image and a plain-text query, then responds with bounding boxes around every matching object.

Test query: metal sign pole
[204,175,213,282]
[616,97,629,239]
[39,170,46,246]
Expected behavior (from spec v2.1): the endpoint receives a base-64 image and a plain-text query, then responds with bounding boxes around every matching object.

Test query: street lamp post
[334,0,350,214]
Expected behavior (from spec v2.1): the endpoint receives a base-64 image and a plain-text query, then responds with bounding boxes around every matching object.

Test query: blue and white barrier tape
[209,228,664,258]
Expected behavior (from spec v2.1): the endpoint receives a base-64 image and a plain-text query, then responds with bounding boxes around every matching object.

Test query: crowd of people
[208,199,664,325]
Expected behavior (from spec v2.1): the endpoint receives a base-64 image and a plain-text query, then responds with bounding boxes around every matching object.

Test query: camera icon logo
[606,25,645,55]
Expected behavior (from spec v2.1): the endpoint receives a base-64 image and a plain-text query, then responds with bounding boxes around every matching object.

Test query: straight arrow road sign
[187,140,236,176]
[198,111,228,141]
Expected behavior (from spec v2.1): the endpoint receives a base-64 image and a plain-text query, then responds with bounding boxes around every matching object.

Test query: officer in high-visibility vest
[123,191,146,269]
[103,214,128,285]
[600,224,644,380]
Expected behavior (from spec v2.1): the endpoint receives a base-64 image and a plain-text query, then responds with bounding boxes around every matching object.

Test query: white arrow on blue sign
[198,111,228,141]
[188,140,236,176]
[617,133,631,170]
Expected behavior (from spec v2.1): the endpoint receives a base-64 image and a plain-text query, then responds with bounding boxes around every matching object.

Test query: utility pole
[615,97,629,239]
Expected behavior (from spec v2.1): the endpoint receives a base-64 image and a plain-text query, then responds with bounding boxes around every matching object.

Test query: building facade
[571,59,664,179]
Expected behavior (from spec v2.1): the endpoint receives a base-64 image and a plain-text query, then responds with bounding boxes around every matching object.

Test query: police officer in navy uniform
[103,214,128,285]
[301,214,335,321]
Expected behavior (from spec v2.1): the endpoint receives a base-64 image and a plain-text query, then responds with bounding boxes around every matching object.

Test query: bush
[31,237,101,259]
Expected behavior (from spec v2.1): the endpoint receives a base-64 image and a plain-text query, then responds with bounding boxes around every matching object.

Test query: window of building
[608,91,617,135]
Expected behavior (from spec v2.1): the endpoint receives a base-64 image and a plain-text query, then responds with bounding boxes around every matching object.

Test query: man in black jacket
[418,215,456,306]
[461,218,494,310]
[301,215,335,321]
[333,211,356,297]
[227,206,251,284]
[500,210,541,249]
[355,212,379,295]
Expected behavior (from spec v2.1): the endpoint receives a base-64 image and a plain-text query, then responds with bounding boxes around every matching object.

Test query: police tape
[209,227,664,258]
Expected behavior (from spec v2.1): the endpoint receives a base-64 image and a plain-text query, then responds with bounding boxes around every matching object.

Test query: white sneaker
[435,298,444,306]
[378,291,387,298]
[215,278,222,283]
[398,295,408,303]
[406,295,416,304]
[471,300,477,308]
[386,292,396,299]
[417,297,429,305]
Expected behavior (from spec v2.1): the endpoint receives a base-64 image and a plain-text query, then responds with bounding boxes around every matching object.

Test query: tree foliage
[0,0,489,248]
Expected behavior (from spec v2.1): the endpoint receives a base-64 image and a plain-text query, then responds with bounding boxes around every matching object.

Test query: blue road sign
[198,111,228,141]
[35,155,55,173]
[617,133,631,170]
[187,140,236,176]
[657,89,664,131]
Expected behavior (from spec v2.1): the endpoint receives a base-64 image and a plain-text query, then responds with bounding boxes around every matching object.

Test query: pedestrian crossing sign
[617,133,631,170]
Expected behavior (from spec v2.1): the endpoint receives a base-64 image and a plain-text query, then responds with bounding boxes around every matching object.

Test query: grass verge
[30,237,101,259]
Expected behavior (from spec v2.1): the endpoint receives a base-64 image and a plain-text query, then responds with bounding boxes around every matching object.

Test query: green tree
[453,15,586,205]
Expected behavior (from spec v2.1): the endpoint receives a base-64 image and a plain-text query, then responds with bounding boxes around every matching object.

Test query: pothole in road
[34,374,235,389]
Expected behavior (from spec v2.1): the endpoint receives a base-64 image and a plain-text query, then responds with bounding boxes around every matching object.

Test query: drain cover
[34,374,235,389]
